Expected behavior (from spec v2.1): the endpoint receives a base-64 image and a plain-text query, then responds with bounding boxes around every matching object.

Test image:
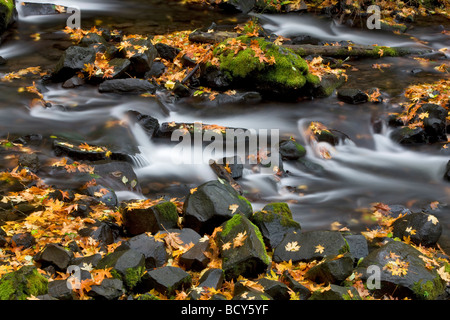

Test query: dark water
[0,1,449,245]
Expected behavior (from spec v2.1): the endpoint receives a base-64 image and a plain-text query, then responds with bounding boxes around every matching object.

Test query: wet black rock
[218,214,271,280]
[198,268,224,289]
[96,248,145,290]
[89,278,124,300]
[62,75,85,88]
[390,126,427,145]
[444,160,450,182]
[127,38,158,76]
[121,233,168,269]
[304,252,354,284]
[98,78,157,94]
[52,46,96,82]
[251,202,301,250]
[93,161,140,192]
[217,155,244,180]
[179,240,210,271]
[126,110,160,139]
[217,0,256,13]
[281,270,311,299]
[155,228,202,247]
[18,153,40,172]
[155,43,180,61]
[140,266,192,296]
[418,103,448,143]
[356,240,446,300]
[273,230,349,263]
[145,61,166,78]
[79,33,107,48]
[309,284,361,300]
[48,279,77,300]
[343,234,369,261]
[0,56,6,65]
[256,277,291,300]
[278,139,306,160]
[337,88,369,104]
[233,280,273,300]
[11,232,36,249]
[86,185,118,208]
[91,222,121,246]
[34,243,74,271]
[183,180,253,234]
[104,58,131,80]
[121,201,178,236]
[392,212,442,247]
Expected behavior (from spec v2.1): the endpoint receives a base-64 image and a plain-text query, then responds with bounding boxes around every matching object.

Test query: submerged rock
[98,78,157,94]
[337,88,369,104]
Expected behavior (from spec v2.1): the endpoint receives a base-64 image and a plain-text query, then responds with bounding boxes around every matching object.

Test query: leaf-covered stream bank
[0,0,449,300]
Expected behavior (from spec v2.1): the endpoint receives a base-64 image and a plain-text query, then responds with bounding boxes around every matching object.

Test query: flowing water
[0,1,449,244]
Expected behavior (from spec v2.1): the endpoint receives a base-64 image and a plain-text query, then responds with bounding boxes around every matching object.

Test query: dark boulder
[34,243,74,271]
[18,153,40,172]
[62,75,85,88]
[121,201,178,236]
[155,228,202,247]
[86,185,118,208]
[179,240,210,271]
[390,126,427,145]
[309,284,361,300]
[48,279,77,300]
[304,252,354,284]
[89,278,124,300]
[343,234,369,261]
[145,61,166,78]
[126,110,160,139]
[355,240,446,300]
[278,139,306,160]
[121,233,168,269]
[217,214,271,280]
[256,278,291,300]
[281,270,311,299]
[140,266,192,296]
[0,1,14,36]
[217,155,244,180]
[98,78,157,94]
[337,88,369,104]
[11,232,36,249]
[392,212,442,247]
[251,202,301,249]
[154,43,180,61]
[444,160,450,182]
[52,46,96,82]
[183,179,253,234]
[273,230,349,263]
[418,103,448,143]
[217,0,256,13]
[96,248,145,290]
[126,38,158,76]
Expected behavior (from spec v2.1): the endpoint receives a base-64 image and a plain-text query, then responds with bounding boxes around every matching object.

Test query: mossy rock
[0,266,48,300]
[251,202,301,249]
[212,36,317,99]
[355,240,446,300]
[218,214,271,280]
[183,179,253,235]
[97,249,145,290]
[0,0,14,35]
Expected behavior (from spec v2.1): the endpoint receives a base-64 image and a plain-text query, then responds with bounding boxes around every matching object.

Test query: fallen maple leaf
[285,241,300,252]
[315,244,325,254]
[229,204,239,214]
[233,231,247,248]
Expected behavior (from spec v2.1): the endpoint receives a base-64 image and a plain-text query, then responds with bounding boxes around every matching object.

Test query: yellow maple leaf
[315,244,325,254]
[233,231,247,248]
[228,204,239,214]
[427,215,439,225]
[285,241,300,252]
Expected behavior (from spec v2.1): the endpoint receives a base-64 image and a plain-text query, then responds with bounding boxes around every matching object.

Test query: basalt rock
[183,179,253,235]
[52,46,96,82]
[217,214,271,280]
[392,212,442,247]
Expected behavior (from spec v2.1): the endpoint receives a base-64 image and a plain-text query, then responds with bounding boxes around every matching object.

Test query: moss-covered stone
[412,276,445,300]
[0,0,14,35]
[212,36,317,98]
[219,214,271,279]
[0,266,48,300]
